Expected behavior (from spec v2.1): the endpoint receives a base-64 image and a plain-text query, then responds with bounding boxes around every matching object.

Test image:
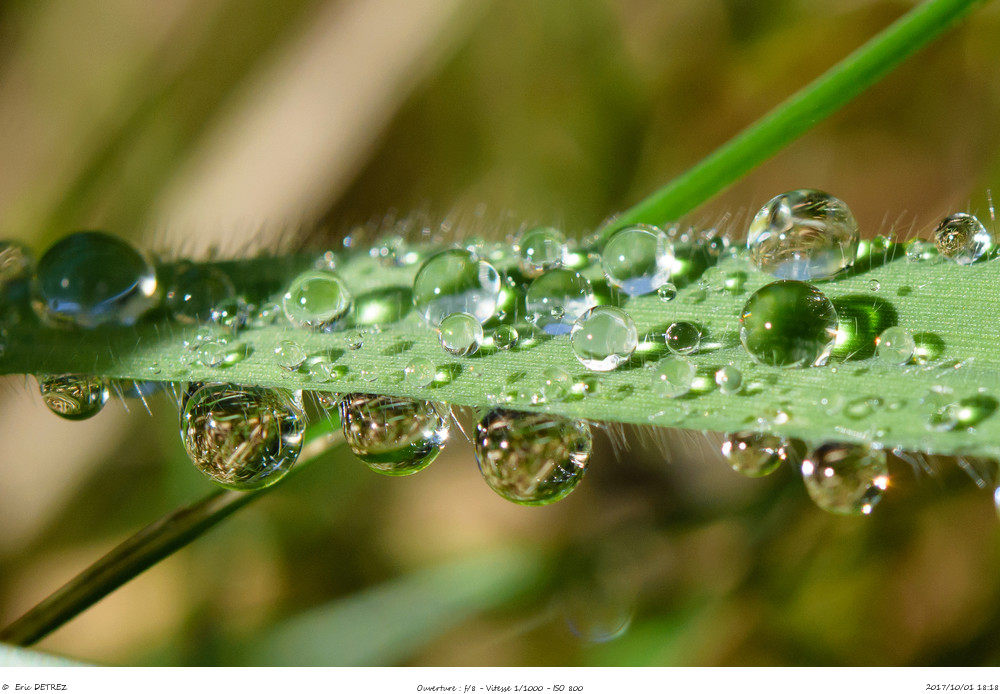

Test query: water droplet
[843,396,882,420]
[311,360,346,382]
[492,324,519,350]
[868,279,881,292]
[934,213,991,264]
[282,269,353,330]
[181,384,304,490]
[747,189,859,280]
[721,431,787,477]
[601,225,674,296]
[313,391,340,410]
[412,248,500,326]
[664,321,701,355]
[739,280,838,367]
[274,340,307,371]
[33,231,160,328]
[438,311,483,357]
[904,237,937,262]
[475,409,591,505]
[517,226,567,276]
[166,264,235,324]
[339,394,450,476]
[570,305,638,372]
[656,282,677,302]
[801,442,889,515]
[651,356,695,398]
[525,268,595,335]
[344,331,365,350]
[0,241,33,288]
[876,326,915,365]
[705,233,730,258]
[210,296,250,334]
[404,356,436,388]
[252,301,283,327]
[715,365,743,395]
[540,366,572,402]
[39,374,108,420]
[926,393,997,431]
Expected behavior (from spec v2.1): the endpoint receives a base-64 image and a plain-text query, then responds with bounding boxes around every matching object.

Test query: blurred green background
[2,0,1000,666]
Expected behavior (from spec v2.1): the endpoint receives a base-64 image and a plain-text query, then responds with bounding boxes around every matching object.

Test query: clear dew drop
[747,189,859,280]
[934,213,991,264]
[876,326,916,365]
[474,409,591,506]
[739,280,838,367]
[339,393,450,476]
[570,305,638,372]
[274,340,307,371]
[492,325,519,350]
[438,311,483,357]
[801,442,889,515]
[282,269,353,330]
[905,237,937,262]
[165,263,236,324]
[517,225,567,277]
[344,330,365,350]
[412,248,500,326]
[210,296,250,334]
[601,225,674,296]
[868,279,881,292]
[651,356,695,398]
[656,282,677,302]
[403,356,436,388]
[525,268,596,335]
[33,231,160,328]
[715,365,743,395]
[540,366,572,403]
[721,431,789,477]
[39,374,109,420]
[181,384,304,491]
[664,321,701,355]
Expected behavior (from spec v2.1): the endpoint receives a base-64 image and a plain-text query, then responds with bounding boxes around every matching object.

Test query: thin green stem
[0,426,344,647]
[604,0,991,232]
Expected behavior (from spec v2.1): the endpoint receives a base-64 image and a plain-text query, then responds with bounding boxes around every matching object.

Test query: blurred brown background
[2,0,1000,666]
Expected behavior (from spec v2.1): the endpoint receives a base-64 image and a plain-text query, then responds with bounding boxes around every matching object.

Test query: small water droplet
[721,431,788,477]
[475,409,591,505]
[403,356,436,388]
[664,321,701,355]
[166,263,236,324]
[747,189,859,280]
[540,366,572,403]
[904,237,937,262]
[438,311,483,357]
[210,296,250,334]
[570,305,638,372]
[715,365,743,395]
[344,331,365,350]
[934,212,991,264]
[517,226,567,277]
[252,301,283,327]
[651,356,695,398]
[282,269,353,330]
[739,280,838,367]
[526,268,595,335]
[868,278,881,292]
[39,374,108,420]
[876,326,915,365]
[656,282,677,302]
[601,225,674,296]
[311,360,346,382]
[492,325,519,350]
[181,384,304,490]
[274,340,307,371]
[843,396,882,420]
[339,394,450,476]
[801,442,889,515]
[412,248,500,326]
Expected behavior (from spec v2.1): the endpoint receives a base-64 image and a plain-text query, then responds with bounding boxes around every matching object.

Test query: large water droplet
[166,263,236,324]
[651,356,695,398]
[339,394,450,476]
[601,225,674,296]
[39,374,108,420]
[475,409,591,505]
[526,268,596,335]
[664,321,701,355]
[517,226,567,277]
[933,212,991,264]
[801,442,888,515]
[282,269,353,330]
[721,431,787,477]
[740,280,838,367]
[570,305,637,372]
[33,231,160,328]
[412,248,500,326]
[876,326,915,365]
[181,384,304,490]
[747,189,859,280]
[438,311,483,356]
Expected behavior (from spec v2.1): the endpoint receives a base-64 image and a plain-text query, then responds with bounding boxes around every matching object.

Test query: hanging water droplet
[876,326,915,365]
[664,321,701,355]
[493,325,519,350]
[438,311,483,357]
[656,282,677,302]
[601,225,674,296]
[747,189,859,280]
[525,268,596,335]
[344,331,365,350]
[868,279,881,292]
[570,305,638,372]
[282,269,353,330]
[313,391,340,410]
[739,280,838,367]
[517,226,567,277]
[721,431,787,477]
[715,365,743,395]
[33,231,160,328]
[904,237,937,262]
[801,442,889,515]
[412,248,500,326]
[339,393,450,476]
[474,409,591,505]
[274,340,307,371]
[404,356,436,388]
[651,356,695,398]
[540,366,572,403]
[934,213,991,264]
[38,374,108,420]
[165,263,236,324]
[181,384,304,490]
